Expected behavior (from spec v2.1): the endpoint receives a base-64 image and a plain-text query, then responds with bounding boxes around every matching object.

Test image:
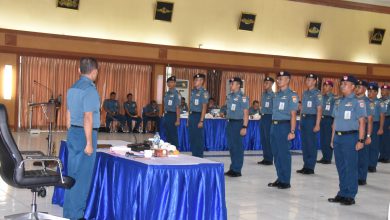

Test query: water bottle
[153,132,161,148]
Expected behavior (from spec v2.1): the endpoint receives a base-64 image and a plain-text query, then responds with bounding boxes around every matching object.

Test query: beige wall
[0,53,17,127]
[0,0,390,64]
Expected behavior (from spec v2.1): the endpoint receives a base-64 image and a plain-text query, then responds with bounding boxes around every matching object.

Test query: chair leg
[4,192,67,220]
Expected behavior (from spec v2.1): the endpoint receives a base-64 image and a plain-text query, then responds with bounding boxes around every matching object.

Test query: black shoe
[257,160,273,165]
[378,158,384,162]
[317,159,325,163]
[358,179,367,185]
[229,171,242,177]
[381,159,390,163]
[296,168,306,173]
[368,167,376,173]
[267,180,280,187]
[277,183,291,189]
[302,168,315,175]
[225,170,242,177]
[328,195,345,203]
[224,170,234,176]
[340,198,355,205]
[321,160,332,164]
[132,129,140,134]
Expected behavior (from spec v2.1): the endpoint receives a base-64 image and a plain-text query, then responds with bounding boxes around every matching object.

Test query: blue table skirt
[52,141,227,220]
[160,118,319,152]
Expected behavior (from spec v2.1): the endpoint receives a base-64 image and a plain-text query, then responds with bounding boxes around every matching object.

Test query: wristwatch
[358,139,365,143]
[242,125,248,129]
[290,130,295,134]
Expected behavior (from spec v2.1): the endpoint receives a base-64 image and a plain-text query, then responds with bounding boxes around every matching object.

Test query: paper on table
[110,146,131,156]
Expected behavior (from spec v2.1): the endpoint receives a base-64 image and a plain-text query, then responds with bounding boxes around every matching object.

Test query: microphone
[34,80,54,100]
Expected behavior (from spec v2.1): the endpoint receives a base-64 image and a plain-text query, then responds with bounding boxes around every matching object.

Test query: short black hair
[181,97,185,101]
[80,57,98,74]
[253,100,259,105]
[127,93,133,97]
[209,98,215,102]
[151,100,157,104]
[110,92,116,96]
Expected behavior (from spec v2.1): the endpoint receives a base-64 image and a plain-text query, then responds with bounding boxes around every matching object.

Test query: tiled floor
[1,132,389,220]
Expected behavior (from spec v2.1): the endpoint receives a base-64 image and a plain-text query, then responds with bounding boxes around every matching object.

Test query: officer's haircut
[127,93,133,97]
[253,100,259,105]
[80,57,98,74]
[110,92,116,96]
[181,97,186,101]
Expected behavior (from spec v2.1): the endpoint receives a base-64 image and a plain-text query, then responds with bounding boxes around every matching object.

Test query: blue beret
[277,71,291,77]
[167,76,176,82]
[356,80,369,88]
[193,73,206,79]
[340,75,357,84]
[368,82,379,91]
[264,76,274,82]
[306,73,318,79]
[229,77,243,84]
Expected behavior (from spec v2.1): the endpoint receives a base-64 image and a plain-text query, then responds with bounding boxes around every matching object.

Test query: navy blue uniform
[270,88,299,184]
[368,97,385,169]
[332,93,366,199]
[103,99,126,129]
[320,92,336,162]
[260,90,275,163]
[226,91,249,173]
[64,76,100,220]
[163,88,181,147]
[142,104,160,133]
[189,87,209,157]
[357,95,374,182]
[301,88,322,170]
[379,98,390,161]
[124,101,142,131]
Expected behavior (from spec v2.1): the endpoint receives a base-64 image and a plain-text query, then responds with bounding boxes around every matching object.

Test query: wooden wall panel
[280,58,367,75]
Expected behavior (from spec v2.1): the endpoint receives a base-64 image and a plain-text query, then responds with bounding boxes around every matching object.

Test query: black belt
[261,113,272,116]
[165,111,176,114]
[190,112,201,114]
[272,120,290,125]
[302,114,316,118]
[386,116,390,119]
[335,130,357,136]
[71,125,99,131]
[322,115,333,119]
[228,119,243,122]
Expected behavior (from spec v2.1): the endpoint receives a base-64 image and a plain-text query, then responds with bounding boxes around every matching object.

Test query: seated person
[219,104,227,118]
[123,93,142,133]
[103,92,126,131]
[249,100,260,116]
[142,100,160,133]
[207,97,219,113]
[180,97,189,113]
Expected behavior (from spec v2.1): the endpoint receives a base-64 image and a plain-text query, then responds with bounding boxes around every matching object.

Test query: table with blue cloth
[160,118,319,152]
[52,141,227,220]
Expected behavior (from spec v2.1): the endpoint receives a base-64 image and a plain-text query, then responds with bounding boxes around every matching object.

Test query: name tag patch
[195,99,199,105]
[344,111,351,120]
[231,104,236,111]
[279,102,285,110]
[307,101,312,108]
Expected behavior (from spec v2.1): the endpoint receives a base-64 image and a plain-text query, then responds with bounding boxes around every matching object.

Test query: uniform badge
[281,96,287,100]
[317,94,322,101]
[204,93,209,99]
[292,96,297,103]
[358,100,365,108]
[345,102,352,107]
[370,103,375,110]
[380,102,385,108]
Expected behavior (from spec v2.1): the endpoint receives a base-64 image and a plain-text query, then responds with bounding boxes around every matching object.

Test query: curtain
[220,71,265,106]
[289,75,306,101]
[206,70,222,104]
[20,56,152,130]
